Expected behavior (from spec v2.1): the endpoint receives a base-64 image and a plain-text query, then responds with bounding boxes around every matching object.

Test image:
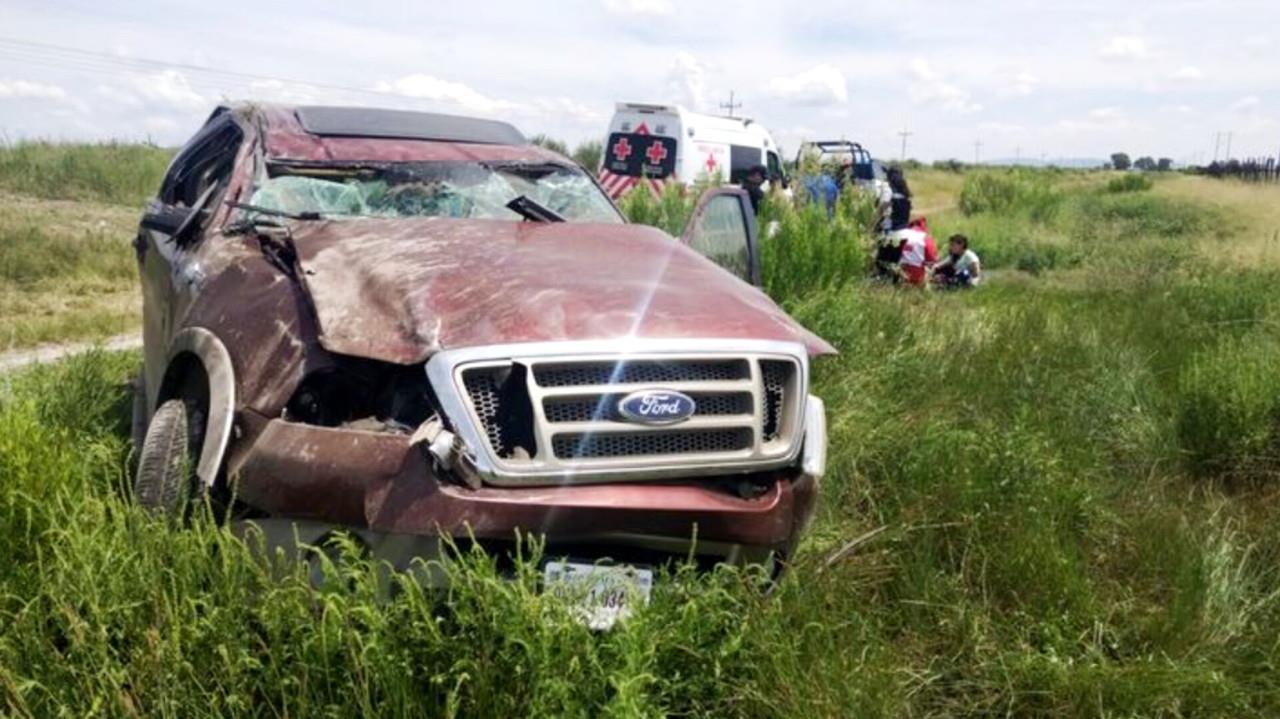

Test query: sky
[0,0,1276,163]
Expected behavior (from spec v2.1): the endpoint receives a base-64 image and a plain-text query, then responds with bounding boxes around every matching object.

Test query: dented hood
[290,217,835,364]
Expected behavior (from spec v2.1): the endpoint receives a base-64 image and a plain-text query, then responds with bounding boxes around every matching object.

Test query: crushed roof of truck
[293,106,527,145]
[238,104,561,164]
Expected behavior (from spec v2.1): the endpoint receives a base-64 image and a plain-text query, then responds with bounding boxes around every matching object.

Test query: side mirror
[139,182,218,244]
[140,201,196,237]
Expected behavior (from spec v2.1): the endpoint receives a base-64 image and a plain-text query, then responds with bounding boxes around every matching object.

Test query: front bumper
[226,395,825,560]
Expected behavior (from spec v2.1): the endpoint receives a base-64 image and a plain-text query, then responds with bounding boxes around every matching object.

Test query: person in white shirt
[933,234,981,288]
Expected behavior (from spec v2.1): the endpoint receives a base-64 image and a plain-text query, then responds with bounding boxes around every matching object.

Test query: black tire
[134,398,199,515]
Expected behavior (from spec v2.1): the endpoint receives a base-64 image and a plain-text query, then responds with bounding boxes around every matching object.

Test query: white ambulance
[598,102,788,199]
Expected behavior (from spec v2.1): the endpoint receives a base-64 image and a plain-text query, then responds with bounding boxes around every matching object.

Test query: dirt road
[0,333,142,373]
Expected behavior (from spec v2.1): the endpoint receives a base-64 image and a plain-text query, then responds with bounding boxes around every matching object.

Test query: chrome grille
[761,360,794,442]
[462,368,508,455]
[554,428,753,459]
[533,359,749,387]
[543,391,754,424]
[430,341,810,486]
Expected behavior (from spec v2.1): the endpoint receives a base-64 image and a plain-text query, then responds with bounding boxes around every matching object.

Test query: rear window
[603,132,677,179]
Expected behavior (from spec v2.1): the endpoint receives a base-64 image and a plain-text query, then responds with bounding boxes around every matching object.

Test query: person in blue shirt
[803,172,839,217]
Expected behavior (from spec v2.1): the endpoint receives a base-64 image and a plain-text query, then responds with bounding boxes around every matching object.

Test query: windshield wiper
[226,201,324,221]
[506,195,565,223]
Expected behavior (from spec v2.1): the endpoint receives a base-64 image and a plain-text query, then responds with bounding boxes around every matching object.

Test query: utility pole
[719,91,742,118]
[973,139,983,165]
[1224,131,1234,161]
[1015,146,1022,165]
[897,127,913,162]
[1213,131,1222,162]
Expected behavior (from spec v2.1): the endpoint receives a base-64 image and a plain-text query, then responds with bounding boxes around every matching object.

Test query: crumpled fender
[163,327,236,488]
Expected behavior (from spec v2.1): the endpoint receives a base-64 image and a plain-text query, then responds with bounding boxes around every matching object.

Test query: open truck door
[681,187,761,288]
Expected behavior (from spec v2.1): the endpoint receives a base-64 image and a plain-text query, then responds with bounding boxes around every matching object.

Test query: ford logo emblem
[616,389,697,426]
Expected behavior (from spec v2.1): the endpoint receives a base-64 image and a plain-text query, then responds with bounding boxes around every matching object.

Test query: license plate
[543,561,653,630]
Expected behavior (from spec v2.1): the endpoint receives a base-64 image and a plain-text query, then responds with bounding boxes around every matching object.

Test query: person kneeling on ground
[933,234,982,288]
[897,223,937,287]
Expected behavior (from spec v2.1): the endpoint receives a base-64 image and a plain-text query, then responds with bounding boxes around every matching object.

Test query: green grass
[4,165,1280,716]
[0,192,140,349]
[0,143,159,349]
[0,141,171,206]
[1106,173,1155,193]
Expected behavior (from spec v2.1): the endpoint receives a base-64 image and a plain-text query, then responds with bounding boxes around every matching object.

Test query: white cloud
[1231,95,1261,112]
[601,0,673,16]
[978,121,1025,134]
[1056,107,1133,134]
[0,79,67,101]
[909,60,982,114]
[130,70,205,110]
[1169,66,1203,81]
[1011,71,1039,96]
[663,51,707,110]
[246,79,327,105]
[373,74,516,114]
[527,97,605,124]
[143,116,180,136]
[765,65,847,106]
[1098,35,1150,61]
[1237,34,1271,60]
[95,84,142,108]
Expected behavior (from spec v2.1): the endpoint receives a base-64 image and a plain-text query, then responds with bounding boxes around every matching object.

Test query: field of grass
[0,143,171,351]
[4,157,1280,715]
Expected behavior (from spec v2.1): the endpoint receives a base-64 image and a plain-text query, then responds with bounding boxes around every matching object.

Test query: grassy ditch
[3,167,1280,715]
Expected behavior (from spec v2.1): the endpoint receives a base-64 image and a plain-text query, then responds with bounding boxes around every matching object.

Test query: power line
[0,35,470,110]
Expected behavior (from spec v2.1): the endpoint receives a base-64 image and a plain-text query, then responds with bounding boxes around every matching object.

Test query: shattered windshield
[246,161,622,223]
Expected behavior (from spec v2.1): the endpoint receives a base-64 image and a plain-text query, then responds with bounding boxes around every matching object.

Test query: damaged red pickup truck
[132,104,832,588]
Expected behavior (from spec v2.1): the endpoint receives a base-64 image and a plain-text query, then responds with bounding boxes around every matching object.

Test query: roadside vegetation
[3,156,1280,715]
[0,141,171,205]
[0,143,170,350]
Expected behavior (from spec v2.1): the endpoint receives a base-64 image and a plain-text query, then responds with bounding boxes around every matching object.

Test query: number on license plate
[543,561,653,630]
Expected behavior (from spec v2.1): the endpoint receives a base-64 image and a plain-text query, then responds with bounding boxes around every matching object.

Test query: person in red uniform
[896,219,937,286]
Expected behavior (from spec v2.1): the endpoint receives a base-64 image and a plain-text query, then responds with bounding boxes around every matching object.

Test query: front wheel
[134,398,200,515]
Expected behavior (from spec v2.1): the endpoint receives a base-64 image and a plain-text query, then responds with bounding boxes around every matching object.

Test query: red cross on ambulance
[645,141,668,165]
[612,137,632,161]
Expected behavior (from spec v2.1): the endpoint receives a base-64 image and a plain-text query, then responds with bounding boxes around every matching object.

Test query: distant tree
[571,140,603,171]
[1157,157,1174,172]
[1134,156,1156,171]
[933,159,966,173]
[529,134,569,156]
[1110,152,1132,171]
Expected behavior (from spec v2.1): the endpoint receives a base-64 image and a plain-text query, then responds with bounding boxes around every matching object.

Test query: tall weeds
[4,168,1280,716]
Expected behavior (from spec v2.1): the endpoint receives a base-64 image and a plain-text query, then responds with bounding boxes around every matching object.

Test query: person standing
[882,166,913,231]
[740,164,767,215]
